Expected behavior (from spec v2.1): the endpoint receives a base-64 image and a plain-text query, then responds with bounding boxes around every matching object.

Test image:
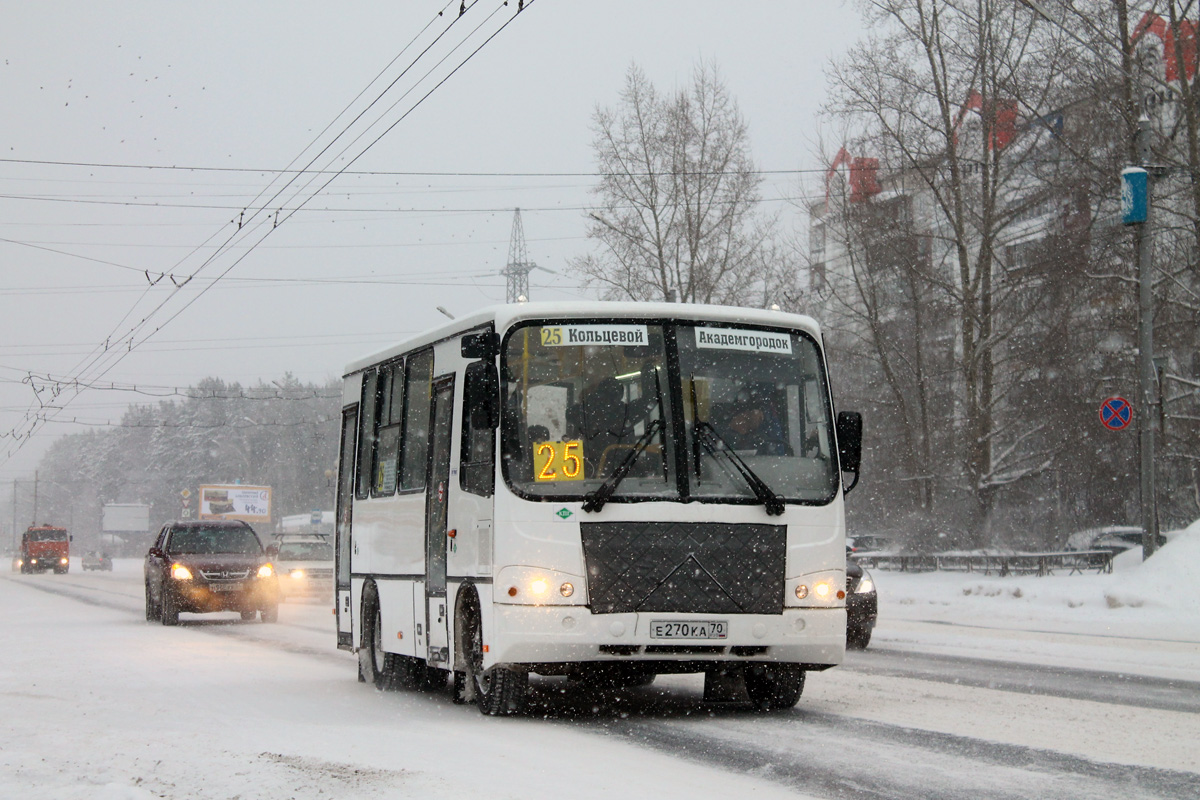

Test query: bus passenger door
[424,376,455,665]
[334,406,358,651]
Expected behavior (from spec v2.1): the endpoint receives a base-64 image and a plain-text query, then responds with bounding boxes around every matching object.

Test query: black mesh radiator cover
[581,521,786,615]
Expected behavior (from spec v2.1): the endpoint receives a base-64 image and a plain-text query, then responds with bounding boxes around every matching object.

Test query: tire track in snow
[842,648,1200,714]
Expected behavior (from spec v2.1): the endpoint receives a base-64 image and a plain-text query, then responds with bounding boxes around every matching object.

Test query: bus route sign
[1099,396,1133,430]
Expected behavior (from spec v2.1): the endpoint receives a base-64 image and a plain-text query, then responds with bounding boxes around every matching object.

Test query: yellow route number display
[533,440,585,482]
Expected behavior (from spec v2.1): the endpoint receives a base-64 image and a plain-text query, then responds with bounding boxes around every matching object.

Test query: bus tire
[359,583,397,691]
[460,599,526,716]
[744,663,804,711]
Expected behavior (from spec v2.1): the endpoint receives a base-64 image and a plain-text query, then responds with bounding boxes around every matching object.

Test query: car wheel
[260,605,279,623]
[461,601,526,716]
[847,624,872,650]
[144,582,159,622]
[744,663,805,711]
[160,588,180,626]
[240,610,258,622]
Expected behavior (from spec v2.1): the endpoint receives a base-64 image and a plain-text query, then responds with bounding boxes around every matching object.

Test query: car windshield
[276,542,333,560]
[167,526,261,555]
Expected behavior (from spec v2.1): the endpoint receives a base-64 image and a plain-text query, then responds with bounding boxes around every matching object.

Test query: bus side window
[460,361,496,497]
[355,369,380,500]
[372,361,404,496]
[400,349,435,491]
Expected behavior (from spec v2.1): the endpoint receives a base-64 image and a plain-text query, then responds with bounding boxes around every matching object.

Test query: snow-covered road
[2,560,1197,799]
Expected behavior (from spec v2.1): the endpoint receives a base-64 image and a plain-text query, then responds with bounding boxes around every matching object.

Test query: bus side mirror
[836,411,862,492]
[466,361,499,429]
[461,330,499,360]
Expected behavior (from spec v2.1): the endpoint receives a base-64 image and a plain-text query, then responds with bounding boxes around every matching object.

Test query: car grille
[580,521,786,615]
[199,568,250,581]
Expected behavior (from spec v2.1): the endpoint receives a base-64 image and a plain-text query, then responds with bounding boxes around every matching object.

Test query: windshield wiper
[693,421,785,516]
[582,418,665,513]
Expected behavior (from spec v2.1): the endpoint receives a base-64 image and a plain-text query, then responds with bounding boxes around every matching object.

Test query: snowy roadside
[867,521,1200,682]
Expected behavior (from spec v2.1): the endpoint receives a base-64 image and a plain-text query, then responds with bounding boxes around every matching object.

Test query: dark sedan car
[144,520,280,625]
[846,559,877,649]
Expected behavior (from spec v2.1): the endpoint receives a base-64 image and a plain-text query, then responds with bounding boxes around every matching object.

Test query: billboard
[198,485,272,523]
[102,503,150,532]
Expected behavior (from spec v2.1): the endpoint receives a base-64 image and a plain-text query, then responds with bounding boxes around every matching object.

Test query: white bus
[334,301,862,715]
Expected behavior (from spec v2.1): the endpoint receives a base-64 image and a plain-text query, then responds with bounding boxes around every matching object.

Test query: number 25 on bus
[332,302,863,715]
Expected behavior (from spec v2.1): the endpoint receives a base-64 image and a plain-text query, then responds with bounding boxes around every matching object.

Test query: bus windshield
[679,324,836,503]
[502,322,673,501]
[501,319,837,505]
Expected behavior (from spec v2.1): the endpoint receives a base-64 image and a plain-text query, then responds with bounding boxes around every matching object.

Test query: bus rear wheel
[359,587,398,691]
[744,663,804,711]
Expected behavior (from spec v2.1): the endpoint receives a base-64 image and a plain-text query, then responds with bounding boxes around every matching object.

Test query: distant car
[269,538,333,601]
[144,520,280,625]
[81,551,113,571]
[848,534,897,554]
[846,558,877,649]
[1064,526,1165,555]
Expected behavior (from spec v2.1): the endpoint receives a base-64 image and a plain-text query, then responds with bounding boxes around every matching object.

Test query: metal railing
[852,550,1115,576]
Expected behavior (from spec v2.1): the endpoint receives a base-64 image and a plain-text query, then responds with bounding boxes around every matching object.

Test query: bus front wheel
[460,600,526,716]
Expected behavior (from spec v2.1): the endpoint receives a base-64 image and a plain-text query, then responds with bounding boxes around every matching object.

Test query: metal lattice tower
[502,208,536,303]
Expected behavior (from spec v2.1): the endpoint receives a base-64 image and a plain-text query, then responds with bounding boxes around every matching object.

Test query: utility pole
[502,208,535,303]
[31,470,38,527]
[1133,116,1160,560]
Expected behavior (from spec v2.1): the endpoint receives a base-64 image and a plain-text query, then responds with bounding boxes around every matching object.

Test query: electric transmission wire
[2,0,539,463]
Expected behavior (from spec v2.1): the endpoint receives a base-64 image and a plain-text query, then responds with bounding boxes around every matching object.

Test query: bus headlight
[789,571,846,607]
[495,566,586,606]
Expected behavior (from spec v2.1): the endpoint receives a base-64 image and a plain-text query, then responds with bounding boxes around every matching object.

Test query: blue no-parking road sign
[1100,396,1133,430]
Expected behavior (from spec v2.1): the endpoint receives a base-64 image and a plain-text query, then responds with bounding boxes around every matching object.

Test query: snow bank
[1104,519,1200,611]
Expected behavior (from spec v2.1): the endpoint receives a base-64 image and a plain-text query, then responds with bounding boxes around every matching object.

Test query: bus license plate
[649,620,728,639]
[210,583,244,592]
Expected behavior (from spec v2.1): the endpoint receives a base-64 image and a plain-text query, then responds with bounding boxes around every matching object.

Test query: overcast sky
[0,1,865,483]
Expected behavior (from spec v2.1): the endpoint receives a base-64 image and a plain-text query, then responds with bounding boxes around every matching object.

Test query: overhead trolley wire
[2,0,539,463]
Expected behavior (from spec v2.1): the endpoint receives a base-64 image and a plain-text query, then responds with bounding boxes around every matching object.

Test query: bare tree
[816,0,1120,542]
[572,62,784,305]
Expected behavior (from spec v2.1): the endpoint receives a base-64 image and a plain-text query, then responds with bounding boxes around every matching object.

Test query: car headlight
[171,563,193,581]
[289,569,306,580]
[257,564,275,579]
[856,571,875,595]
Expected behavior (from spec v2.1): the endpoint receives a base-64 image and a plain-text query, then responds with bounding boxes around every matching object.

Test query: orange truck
[19,525,71,574]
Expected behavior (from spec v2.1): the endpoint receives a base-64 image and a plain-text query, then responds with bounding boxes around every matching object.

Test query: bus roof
[343,301,822,376]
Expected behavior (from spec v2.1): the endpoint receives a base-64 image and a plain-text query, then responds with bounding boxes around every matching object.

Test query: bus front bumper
[490,605,845,670]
